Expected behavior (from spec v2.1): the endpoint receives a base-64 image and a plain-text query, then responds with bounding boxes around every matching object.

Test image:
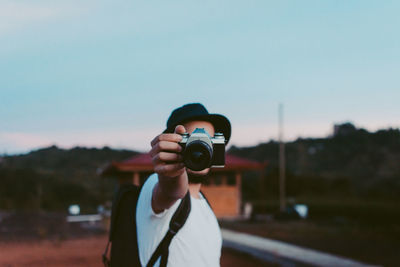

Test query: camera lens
[183,140,213,171]
[191,151,205,163]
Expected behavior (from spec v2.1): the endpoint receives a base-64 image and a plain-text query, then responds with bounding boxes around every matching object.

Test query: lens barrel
[183,140,213,171]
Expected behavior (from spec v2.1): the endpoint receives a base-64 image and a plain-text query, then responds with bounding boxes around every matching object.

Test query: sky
[1,0,399,154]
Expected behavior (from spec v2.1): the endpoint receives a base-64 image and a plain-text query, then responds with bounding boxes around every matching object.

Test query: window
[227,173,236,185]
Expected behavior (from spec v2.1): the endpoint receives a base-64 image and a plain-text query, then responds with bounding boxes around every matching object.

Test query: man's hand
[149,125,188,213]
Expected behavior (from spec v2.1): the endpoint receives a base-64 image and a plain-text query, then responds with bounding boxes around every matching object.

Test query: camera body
[179,128,225,171]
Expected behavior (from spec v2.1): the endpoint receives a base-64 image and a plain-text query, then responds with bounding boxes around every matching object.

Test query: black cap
[164,103,231,144]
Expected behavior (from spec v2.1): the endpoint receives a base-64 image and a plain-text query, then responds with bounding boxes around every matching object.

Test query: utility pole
[279,103,286,213]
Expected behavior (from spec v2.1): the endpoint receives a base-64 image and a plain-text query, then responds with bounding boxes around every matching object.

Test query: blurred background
[0,1,399,266]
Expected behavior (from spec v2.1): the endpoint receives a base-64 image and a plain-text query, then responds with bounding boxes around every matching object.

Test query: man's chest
[167,200,222,266]
[173,199,222,253]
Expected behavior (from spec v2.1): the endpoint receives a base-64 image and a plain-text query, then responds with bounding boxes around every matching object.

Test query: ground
[0,212,267,266]
[3,211,398,266]
[0,235,269,267]
[220,218,400,267]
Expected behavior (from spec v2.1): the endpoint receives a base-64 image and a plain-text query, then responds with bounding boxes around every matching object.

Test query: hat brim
[163,114,231,144]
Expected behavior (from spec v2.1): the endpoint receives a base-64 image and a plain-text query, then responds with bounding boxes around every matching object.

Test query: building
[100,153,266,218]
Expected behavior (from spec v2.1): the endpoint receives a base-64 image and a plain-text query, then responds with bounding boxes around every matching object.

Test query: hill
[229,123,400,201]
[0,146,139,212]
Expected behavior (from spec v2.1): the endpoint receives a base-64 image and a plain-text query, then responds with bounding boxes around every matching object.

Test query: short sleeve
[138,173,181,218]
[136,173,182,266]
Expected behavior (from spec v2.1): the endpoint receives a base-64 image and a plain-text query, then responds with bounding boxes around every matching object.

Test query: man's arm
[149,125,188,213]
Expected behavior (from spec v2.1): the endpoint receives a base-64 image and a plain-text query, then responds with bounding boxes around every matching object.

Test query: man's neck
[188,183,202,199]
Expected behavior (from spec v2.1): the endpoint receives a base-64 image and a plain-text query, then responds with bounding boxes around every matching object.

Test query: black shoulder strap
[146,191,191,267]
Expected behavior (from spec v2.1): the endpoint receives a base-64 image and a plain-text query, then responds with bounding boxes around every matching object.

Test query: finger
[150,134,162,147]
[150,141,182,156]
[152,152,182,164]
[174,125,186,134]
[157,133,182,143]
[151,133,182,147]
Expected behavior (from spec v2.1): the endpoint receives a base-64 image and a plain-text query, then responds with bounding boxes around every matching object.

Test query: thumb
[174,125,186,134]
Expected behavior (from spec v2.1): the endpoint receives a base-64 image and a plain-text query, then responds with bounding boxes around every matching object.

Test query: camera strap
[146,190,191,267]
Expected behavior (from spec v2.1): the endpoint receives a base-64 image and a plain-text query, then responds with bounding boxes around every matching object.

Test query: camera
[179,128,226,171]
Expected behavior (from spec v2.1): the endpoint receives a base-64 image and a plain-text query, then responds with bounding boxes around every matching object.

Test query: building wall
[201,185,239,218]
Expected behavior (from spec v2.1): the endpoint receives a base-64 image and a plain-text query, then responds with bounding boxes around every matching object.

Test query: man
[136,103,231,267]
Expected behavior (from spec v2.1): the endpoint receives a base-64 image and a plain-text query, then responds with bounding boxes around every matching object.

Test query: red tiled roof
[119,153,153,167]
[224,154,266,170]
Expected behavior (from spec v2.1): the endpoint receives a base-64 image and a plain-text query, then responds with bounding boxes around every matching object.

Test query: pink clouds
[0,128,161,154]
[0,132,53,152]
[0,1,87,36]
[1,120,398,155]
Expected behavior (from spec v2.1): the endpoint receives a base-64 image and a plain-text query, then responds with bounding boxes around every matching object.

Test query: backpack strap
[146,191,191,267]
[102,240,111,267]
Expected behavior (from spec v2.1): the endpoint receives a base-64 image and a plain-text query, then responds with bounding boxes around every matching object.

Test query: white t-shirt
[136,173,222,267]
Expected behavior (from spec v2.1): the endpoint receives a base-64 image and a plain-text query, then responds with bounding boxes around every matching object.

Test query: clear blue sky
[1,0,399,154]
